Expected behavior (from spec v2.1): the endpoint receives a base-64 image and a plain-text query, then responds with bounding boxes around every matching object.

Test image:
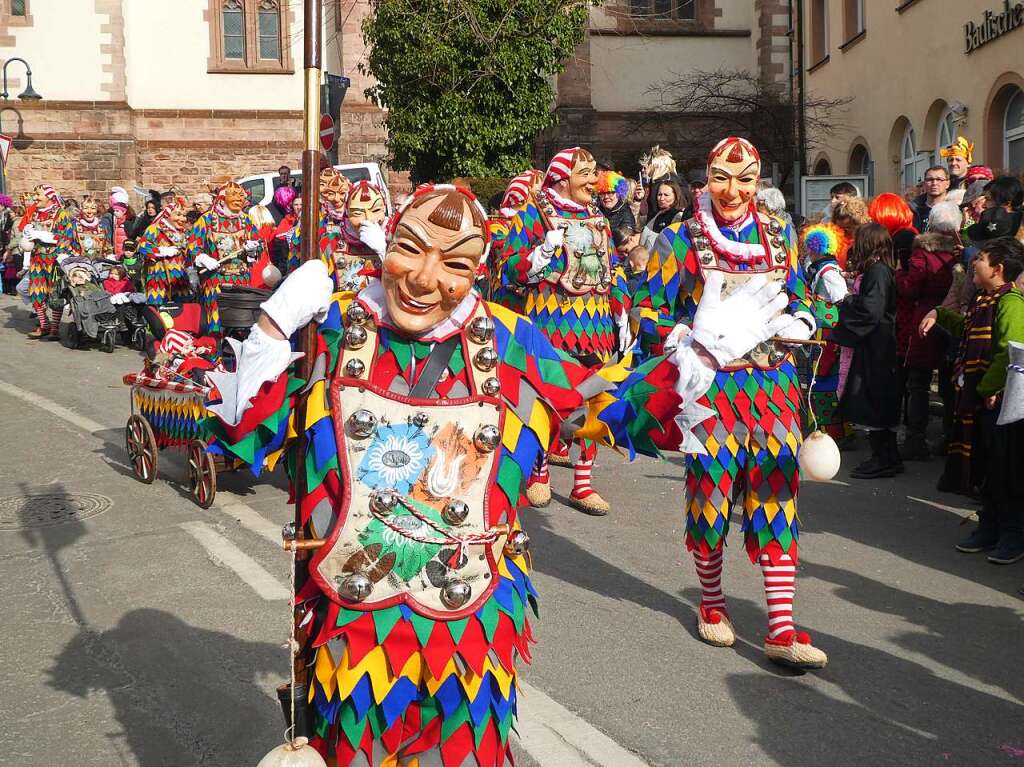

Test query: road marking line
[517,681,651,767]
[907,495,976,519]
[180,521,289,601]
[214,494,284,547]
[0,378,108,434]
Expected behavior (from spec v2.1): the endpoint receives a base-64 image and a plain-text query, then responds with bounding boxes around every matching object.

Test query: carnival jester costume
[500,148,618,514]
[23,184,72,339]
[57,196,110,262]
[186,180,261,334]
[206,185,792,765]
[137,195,193,307]
[633,137,828,668]
[488,170,542,313]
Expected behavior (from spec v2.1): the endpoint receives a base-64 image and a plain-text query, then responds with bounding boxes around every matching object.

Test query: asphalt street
[0,293,1021,767]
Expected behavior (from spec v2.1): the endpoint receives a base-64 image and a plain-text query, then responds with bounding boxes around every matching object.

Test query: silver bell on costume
[344,325,368,349]
[473,424,501,452]
[369,489,400,516]
[441,579,472,609]
[347,409,377,438]
[256,737,327,767]
[347,302,369,325]
[504,529,530,557]
[344,358,366,378]
[474,347,499,372]
[338,573,373,602]
[441,499,470,525]
[468,315,495,343]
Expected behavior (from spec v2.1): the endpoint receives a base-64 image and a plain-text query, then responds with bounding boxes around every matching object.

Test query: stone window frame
[5,0,34,27]
[608,0,717,35]
[207,0,294,75]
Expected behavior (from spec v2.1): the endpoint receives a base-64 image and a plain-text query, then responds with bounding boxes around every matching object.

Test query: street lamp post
[0,57,43,195]
[1,57,43,101]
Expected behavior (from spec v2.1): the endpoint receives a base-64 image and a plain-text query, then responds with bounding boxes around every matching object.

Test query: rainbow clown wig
[802,222,849,270]
[596,170,629,200]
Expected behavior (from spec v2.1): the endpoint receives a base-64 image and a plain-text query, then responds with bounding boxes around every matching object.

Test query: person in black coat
[832,222,902,479]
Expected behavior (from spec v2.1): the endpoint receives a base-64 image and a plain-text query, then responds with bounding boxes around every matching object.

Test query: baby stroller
[53,256,122,352]
[93,258,150,351]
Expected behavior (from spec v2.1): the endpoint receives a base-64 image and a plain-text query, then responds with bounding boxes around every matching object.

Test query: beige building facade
[0,0,389,200]
[2,0,800,199]
[799,0,1024,193]
[543,0,795,174]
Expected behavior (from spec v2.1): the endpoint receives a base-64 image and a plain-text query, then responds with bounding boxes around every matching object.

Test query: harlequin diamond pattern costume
[205,184,792,764]
[138,196,193,307]
[23,184,72,338]
[186,180,260,335]
[634,137,828,668]
[57,196,110,262]
[499,148,617,514]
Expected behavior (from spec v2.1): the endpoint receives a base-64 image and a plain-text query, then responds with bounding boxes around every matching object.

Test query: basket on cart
[123,372,219,508]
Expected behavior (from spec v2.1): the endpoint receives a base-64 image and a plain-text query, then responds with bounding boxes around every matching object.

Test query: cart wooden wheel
[187,439,217,509]
[125,414,158,484]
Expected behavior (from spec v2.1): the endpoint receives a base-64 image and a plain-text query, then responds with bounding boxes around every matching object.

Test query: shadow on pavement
[15,481,285,765]
[803,560,1024,703]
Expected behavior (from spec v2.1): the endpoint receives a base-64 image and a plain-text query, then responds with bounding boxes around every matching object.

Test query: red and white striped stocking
[759,552,796,640]
[570,441,597,498]
[527,451,549,487]
[693,547,726,612]
[34,305,49,331]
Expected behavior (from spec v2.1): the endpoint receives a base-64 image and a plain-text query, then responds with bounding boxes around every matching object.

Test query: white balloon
[256,738,327,767]
[800,430,841,482]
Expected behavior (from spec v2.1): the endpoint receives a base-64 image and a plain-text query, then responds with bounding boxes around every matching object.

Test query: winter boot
[900,431,930,461]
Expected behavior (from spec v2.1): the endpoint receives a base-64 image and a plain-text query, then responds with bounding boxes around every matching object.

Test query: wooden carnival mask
[345,182,387,230]
[382,187,487,335]
[320,168,351,211]
[706,137,761,224]
[222,183,248,214]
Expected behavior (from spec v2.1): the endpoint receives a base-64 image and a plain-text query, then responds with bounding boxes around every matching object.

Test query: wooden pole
[291,0,322,689]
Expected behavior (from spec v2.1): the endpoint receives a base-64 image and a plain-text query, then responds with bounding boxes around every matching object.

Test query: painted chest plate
[310,302,512,619]
[537,192,612,296]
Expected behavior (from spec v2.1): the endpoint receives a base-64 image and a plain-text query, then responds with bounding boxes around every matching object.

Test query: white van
[238,162,393,217]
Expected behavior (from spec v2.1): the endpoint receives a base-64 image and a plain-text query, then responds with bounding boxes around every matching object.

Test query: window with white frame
[934,106,956,166]
[902,126,920,189]
[1005,88,1024,173]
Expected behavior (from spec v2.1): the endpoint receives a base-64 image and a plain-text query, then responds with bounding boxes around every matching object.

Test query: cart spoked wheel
[187,439,217,509]
[125,415,158,484]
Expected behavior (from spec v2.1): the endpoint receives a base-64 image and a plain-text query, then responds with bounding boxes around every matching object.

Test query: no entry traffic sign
[319,114,335,151]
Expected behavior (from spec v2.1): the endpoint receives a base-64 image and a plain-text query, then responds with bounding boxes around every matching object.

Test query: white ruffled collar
[355,280,480,343]
[545,187,590,214]
[693,193,767,262]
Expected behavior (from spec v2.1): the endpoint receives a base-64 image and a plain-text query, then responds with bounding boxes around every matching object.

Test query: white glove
[195,253,220,272]
[157,246,179,258]
[663,322,692,352]
[690,271,791,367]
[527,244,554,279]
[773,313,815,343]
[243,239,261,253]
[259,259,334,338]
[542,228,564,252]
[616,312,634,355]
[22,252,31,270]
[19,236,34,253]
[32,229,56,245]
[357,220,387,259]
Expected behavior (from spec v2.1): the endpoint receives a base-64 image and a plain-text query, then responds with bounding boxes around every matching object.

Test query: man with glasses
[912,166,951,232]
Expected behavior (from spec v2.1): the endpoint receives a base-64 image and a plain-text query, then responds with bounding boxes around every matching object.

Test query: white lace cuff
[669,336,717,455]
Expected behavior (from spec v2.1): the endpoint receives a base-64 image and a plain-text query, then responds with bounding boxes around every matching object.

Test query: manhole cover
[0,493,113,530]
